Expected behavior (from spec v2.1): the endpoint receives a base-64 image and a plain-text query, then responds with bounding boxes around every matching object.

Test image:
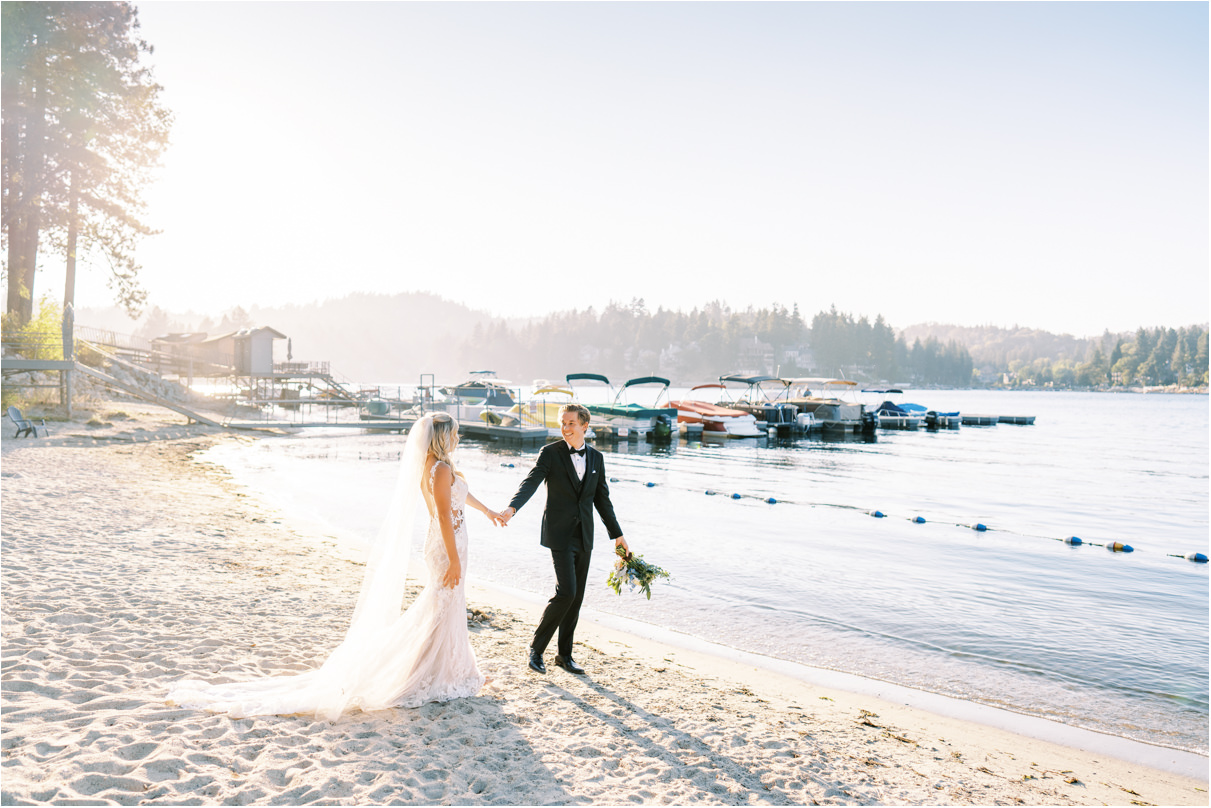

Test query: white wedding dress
[168,419,484,720]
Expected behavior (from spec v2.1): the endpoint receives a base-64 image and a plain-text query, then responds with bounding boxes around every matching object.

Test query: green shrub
[1,297,65,361]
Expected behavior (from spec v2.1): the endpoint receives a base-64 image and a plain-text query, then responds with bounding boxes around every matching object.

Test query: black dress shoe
[528,649,546,674]
[553,655,585,675]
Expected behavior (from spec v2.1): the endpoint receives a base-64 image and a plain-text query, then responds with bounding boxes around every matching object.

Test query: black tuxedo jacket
[508,439,623,552]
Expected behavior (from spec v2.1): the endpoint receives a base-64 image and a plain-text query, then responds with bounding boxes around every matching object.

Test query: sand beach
[1,401,1207,806]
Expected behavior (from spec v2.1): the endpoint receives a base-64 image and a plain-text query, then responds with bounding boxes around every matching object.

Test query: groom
[501,403,629,675]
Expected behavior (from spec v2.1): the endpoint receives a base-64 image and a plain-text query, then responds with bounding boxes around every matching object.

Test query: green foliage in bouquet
[607,545,670,600]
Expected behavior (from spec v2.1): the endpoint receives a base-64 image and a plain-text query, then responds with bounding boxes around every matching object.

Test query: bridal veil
[168,416,435,721]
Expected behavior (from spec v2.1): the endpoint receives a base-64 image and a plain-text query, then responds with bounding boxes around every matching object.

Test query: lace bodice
[428,462,467,532]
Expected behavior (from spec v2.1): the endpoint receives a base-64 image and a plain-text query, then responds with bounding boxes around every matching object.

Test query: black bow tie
[568,445,586,457]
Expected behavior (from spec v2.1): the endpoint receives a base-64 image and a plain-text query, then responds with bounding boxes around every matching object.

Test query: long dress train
[167,460,484,719]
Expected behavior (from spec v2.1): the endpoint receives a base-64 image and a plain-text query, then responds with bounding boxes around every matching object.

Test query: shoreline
[2,401,1207,805]
[479,580,1207,779]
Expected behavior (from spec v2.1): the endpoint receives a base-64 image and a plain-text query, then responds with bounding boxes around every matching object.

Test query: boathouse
[232,327,287,376]
[150,326,287,377]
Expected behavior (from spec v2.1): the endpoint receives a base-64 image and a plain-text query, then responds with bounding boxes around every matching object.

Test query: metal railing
[1,335,67,361]
[74,325,153,354]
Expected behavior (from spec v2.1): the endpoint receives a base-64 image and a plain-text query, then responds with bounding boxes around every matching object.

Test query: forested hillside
[899,323,1208,388]
[78,295,1207,389]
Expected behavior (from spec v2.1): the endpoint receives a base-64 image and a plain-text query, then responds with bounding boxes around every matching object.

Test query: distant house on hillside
[738,336,775,374]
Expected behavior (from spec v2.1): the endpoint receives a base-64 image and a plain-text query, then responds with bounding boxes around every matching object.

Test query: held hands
[485,509,508,527]
[498,506,516,527]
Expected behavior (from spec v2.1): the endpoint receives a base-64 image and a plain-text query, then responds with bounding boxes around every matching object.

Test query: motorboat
[867,392,961,429]
[502,383,592,438]
[862,389,924,429]
[872,400,924,429]
[566,373,678,440]
[779,378,870,432]
[716,375,800,433]
[433,371,518,422]
[669,384,762,438]
[925,409,962,428]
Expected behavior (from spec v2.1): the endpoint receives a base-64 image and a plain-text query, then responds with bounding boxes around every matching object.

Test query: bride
[168,412,505,720]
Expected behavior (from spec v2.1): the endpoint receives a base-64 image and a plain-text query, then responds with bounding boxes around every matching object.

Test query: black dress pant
[532,542,592,658]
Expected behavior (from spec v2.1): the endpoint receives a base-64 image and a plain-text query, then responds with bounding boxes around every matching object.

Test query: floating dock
[961,414,1036,426]
[359,413,549,443]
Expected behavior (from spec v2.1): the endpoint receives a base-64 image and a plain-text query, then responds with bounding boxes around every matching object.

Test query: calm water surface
[204,390,1208,755]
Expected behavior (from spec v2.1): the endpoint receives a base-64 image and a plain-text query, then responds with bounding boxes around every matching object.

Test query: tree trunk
[64,171,79,312]
[6,219,37,325]
[3,17,48,326]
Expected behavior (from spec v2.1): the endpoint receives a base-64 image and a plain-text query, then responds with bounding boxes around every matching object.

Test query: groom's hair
[560,403,591,426]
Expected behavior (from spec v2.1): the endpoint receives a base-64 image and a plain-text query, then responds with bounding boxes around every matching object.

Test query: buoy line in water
[579,469,1210,566]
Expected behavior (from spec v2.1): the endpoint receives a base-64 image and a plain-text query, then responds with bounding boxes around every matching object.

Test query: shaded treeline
[808,307,973,386]
[454,300,974,386]
[456,299,807,384]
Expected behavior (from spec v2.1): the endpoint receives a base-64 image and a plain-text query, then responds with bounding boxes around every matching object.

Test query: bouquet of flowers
[607,545,670,600]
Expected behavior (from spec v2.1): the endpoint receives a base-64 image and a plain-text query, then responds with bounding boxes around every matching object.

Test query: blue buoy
[610,477,619,483]
[870,510,885,518]
[1064,536,1083,546]
[1188,553,1209,563]
[645,482,656,488]
[731,493,742,499]
[500,462,515,468]
[1107,542,1134,553]
[973,523,988,532]
[912,516,926,524]
[766,497,777,504]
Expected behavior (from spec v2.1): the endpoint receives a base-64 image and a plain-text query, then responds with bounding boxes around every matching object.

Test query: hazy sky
[65,1,1208,337]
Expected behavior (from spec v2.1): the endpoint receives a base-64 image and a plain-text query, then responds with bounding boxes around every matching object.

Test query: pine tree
[3,2,170,324]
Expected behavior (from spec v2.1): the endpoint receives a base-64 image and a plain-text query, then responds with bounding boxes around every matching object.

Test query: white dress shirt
[566,440,587,480]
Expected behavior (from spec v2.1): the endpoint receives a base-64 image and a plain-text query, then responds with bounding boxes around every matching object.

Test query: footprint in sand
[114,742,160,761]
[68,773,148,797]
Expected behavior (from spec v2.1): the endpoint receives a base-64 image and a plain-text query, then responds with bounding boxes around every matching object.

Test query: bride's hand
[442,559,462,589]
[486,509,506,527]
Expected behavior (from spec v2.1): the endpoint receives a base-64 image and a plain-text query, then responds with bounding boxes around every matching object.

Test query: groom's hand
[614,536,630,556]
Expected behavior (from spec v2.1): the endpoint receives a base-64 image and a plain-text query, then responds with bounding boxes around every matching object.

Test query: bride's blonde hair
[427,412,459,475]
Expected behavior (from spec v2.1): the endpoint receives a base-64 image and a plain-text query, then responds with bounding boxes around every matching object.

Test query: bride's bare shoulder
[429,459,454,483]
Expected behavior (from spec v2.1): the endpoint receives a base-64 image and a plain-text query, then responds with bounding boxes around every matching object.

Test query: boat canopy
[719,374,780,386]
[862,388,904,394]
[622,376,671,388]
[566,373,610,385]
[781,377,857,387]
[690,383,727,391]
[441,377,516,407]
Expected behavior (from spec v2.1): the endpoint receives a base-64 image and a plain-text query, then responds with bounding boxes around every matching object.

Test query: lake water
[202,390,1208,758]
